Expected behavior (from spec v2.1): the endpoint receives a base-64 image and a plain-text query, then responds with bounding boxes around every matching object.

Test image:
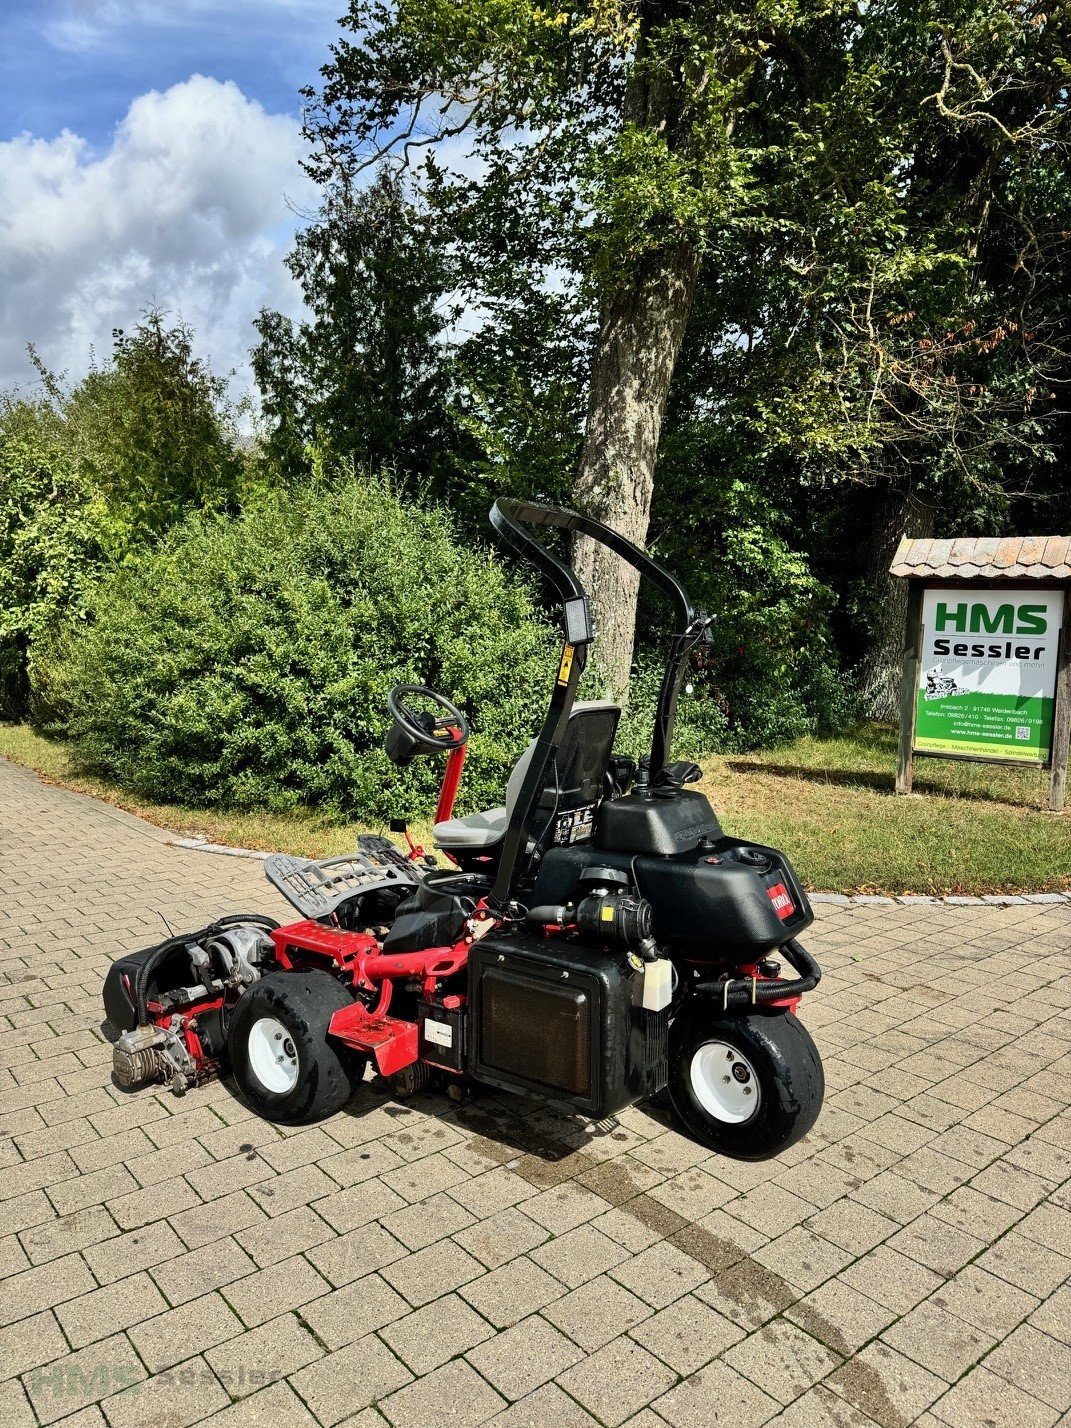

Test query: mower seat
[432,805,509,848]
[433,701,619,852]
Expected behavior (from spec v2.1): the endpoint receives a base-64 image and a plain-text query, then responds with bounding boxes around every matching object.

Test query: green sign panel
[915,587,1063,763]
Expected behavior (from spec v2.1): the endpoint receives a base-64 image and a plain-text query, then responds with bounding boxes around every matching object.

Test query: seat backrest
[504,700,620,847]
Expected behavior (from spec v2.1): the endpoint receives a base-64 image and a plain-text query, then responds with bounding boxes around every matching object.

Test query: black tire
[668,1008,824,1160]
[227,970,365,1124]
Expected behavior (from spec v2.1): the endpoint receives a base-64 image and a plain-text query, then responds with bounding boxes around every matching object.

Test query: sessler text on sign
[915,586,1063,763]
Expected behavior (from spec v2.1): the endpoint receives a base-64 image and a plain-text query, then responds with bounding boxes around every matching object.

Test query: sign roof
[890,536,1071,581]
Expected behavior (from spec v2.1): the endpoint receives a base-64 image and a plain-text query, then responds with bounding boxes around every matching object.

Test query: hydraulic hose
[133,912,279,1025]
[692,939,821,1010]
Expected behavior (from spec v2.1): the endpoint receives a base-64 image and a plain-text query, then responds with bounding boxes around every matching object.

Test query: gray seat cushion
[432,806,507,849]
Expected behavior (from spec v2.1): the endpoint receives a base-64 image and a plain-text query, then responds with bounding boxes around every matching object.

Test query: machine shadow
[220,1066,676,1166]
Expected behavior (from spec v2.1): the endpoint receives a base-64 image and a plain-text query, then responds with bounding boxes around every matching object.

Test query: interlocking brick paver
[129,1291,245,1372]
[465,1312,583,1400]
[982,1324,1071,1412]
[725,1318,843,1405]
[290,1332,413,1425]
[880,1298,995,1382]
[544,1272,653,1351]
[380,1357,506,1428]
[557,1335,678,1426]
[223,1252,333,1329]
[104,1354,231,1428]
[21,1330,147,1425]
[654,1357,781,1427]
[929,1364,1061,1428]
[458,1254,562,1328]
[205,1311,324,1396]
[630,1292,743,1374]
[0,1308,69,1378]
[2,757,1070,1428]
[56,1270,169,1348]
[379,1290,494,1373]
[485,1381,601,1427]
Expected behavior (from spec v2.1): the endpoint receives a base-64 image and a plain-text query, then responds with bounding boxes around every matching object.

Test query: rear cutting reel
[104,918,278,1095]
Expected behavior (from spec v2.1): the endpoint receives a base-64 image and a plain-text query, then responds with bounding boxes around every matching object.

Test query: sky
[0,0,346,401]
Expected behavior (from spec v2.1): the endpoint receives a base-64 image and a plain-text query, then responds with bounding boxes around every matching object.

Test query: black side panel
[478,971,592,1097]
[468,931,666,1116]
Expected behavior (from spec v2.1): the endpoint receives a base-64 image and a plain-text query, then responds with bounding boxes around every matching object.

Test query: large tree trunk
[573,243,700,699]
[574,247,699,702]
[859,486,936,720]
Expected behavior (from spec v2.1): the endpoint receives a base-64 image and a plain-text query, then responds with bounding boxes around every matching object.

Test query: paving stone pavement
[2,754,1071,1428]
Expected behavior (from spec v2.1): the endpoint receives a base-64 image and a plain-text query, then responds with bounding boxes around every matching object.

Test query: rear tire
[228,970,364,1124]
[668,1008,823,1160]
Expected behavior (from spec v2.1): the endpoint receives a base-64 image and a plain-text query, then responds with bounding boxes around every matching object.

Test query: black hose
[692,939,821,1010]
[133,913,279,1025]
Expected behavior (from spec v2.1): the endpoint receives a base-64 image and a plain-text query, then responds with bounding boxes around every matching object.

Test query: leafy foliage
[1,313,249,716]
[60,313,245,539]
[296,0,1070,716]
[252,169,471,490]
[0,413,112,715]
[42,475,557,821]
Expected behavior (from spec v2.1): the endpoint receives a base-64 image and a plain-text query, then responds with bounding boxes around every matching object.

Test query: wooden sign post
[890,537,1071,813]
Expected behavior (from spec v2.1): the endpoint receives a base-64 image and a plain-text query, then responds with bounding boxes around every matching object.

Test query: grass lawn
[706,722,1069,896]
[2,720,1068,896]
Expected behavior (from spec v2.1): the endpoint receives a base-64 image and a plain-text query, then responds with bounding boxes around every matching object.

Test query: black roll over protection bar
[488,498,713,907]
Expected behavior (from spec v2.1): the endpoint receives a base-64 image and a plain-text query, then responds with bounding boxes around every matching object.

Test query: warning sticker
[423,1019,453,1049]
[552,804,596,846]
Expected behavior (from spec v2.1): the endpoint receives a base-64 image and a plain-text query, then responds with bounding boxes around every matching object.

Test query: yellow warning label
[556,644,575,686]
[600,904,614,922]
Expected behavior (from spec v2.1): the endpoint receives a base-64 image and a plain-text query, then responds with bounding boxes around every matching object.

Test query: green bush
[0,416,115,717]
[606,659,729,763]
[41,474,556,820]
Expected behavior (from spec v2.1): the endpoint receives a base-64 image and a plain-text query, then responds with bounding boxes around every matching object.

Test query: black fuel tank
[530,835,813,961]
[594,787,722,855]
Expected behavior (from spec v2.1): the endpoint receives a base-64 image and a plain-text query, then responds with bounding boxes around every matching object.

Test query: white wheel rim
[247,1016,299,1094]
[690,1040,761,1124]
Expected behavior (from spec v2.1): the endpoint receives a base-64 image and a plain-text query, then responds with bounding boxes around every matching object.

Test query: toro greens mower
[102,500,823,1159]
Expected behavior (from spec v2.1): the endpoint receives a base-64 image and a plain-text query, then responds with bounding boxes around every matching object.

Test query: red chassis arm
[270,908,489,1078]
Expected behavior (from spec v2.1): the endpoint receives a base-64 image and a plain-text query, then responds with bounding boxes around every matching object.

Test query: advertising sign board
[914,586,1063,763]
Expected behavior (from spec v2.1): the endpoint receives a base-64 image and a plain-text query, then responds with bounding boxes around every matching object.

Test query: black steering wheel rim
[387,684,469,751]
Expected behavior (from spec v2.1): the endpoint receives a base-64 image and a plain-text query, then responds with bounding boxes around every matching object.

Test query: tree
[639,0,1070,715]
[253,168,468,491]
[299,0,1068,708]
[64,312,244,539]
[301,0,765,693]
[1,313,246,713]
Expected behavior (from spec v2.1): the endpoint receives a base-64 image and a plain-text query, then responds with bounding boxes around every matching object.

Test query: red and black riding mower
[102,499,823,1160]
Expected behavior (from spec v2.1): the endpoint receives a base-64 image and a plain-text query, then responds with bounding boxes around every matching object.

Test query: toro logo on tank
[766,883,794,921]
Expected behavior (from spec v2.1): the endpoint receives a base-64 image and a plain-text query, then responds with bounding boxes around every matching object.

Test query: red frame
[268,905,490,1076]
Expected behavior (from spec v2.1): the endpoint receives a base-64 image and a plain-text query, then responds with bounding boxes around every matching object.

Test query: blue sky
[1,1,342,147]
[0,1,346,397]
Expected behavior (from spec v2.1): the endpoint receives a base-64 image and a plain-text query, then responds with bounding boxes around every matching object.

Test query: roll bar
[488,498,712,906]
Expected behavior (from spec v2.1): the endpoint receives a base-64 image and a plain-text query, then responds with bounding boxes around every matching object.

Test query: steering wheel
[387,685,469,752]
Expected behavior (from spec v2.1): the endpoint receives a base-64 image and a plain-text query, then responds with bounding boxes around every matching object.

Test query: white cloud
[0,74,315,399]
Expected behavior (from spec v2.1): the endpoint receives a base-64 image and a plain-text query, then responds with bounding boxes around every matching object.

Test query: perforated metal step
[264,836,420,920]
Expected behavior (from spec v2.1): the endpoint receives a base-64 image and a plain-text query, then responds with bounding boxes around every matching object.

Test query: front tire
[668,1009,823,1160]
[228,970,365,1124]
